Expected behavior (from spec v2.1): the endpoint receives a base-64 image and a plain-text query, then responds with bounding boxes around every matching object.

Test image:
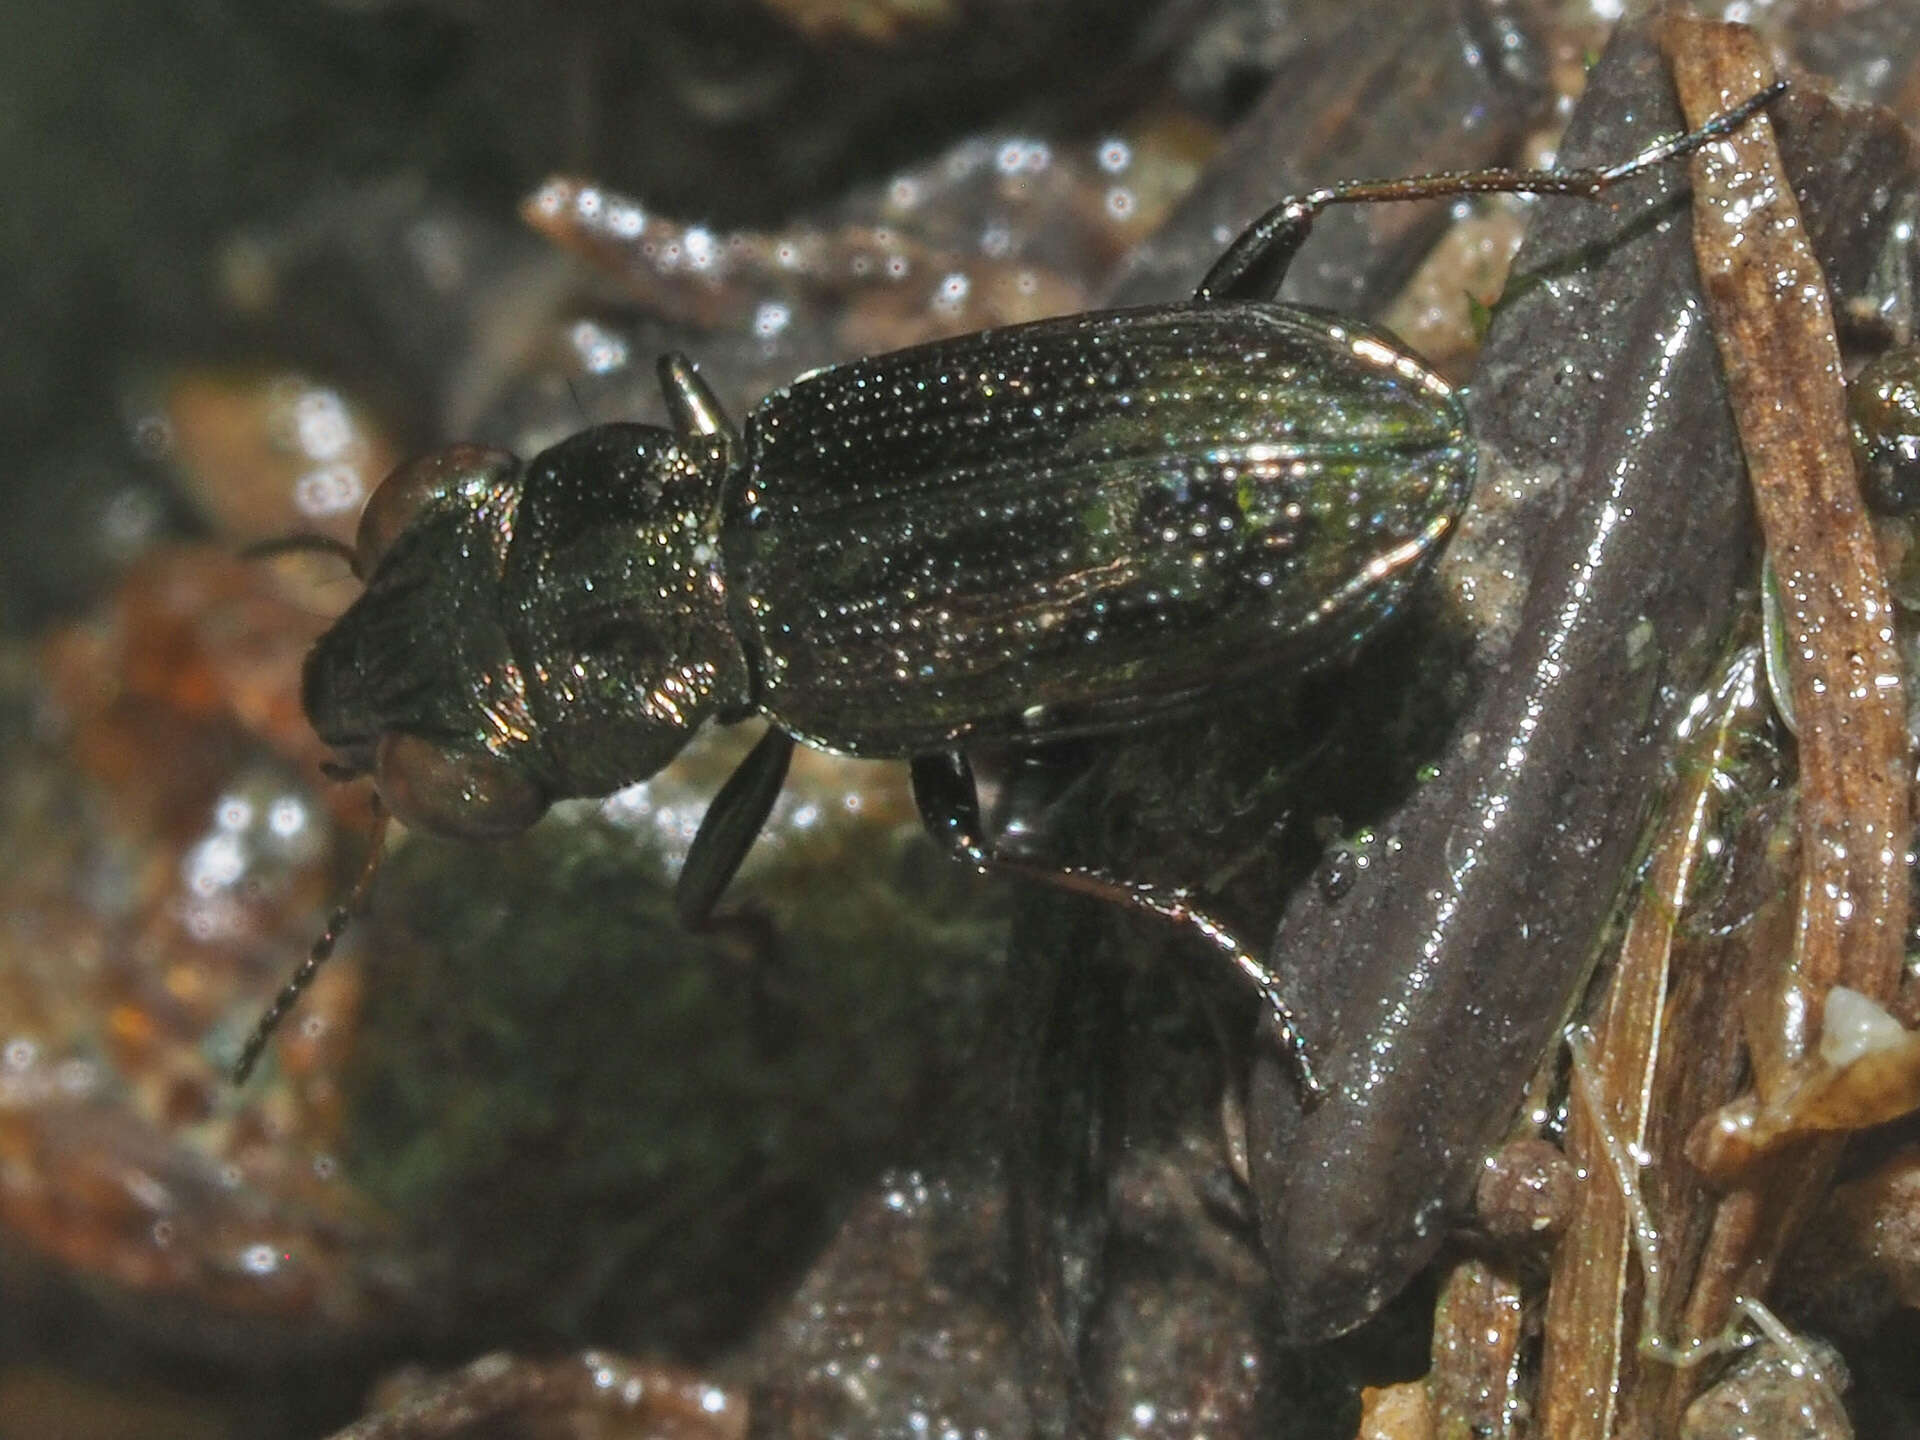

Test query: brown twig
[1648,15,1910,1427]
[1537,644,1771,1439]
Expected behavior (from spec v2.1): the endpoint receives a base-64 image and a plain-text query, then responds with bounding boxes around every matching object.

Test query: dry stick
[1654,15,1911,1428]
[1425,1256,1526,1437]
[1537,649,1766,1440]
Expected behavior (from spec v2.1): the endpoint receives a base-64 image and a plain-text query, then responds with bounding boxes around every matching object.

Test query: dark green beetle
[234,83,1783,1084]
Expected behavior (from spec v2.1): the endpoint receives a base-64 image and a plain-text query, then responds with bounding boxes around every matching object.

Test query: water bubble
[239,1243,281,1276]
[267,796,308,839]
[569,319,630,375]
[753,302,792,339]
[293,388,353,460]
[294,463,364,518]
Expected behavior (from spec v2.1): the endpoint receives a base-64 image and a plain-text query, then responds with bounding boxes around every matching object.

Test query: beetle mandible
[231,82,1785,1086]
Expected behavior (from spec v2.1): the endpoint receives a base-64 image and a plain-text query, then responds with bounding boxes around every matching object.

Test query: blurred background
[6,2,1920,1437]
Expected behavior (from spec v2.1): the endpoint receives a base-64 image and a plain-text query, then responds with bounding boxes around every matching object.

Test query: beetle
[231,82,1784,1086]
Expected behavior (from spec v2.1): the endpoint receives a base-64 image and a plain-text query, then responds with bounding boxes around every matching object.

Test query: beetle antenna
[230,807,390,1084]
[241,532,364,581]
[565,375,593,428]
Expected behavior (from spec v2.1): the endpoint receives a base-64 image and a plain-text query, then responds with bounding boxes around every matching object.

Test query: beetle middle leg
[909,749,1324,1100]
[675,726,797,929]
[1194,79,1785,303]
[655,350,794,930]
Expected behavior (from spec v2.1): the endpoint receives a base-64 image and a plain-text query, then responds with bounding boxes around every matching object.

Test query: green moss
[342,808,1007,1350]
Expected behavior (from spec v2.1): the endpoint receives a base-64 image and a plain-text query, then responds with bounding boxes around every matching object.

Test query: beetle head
[301,426,752,841]
[302,444,554,839]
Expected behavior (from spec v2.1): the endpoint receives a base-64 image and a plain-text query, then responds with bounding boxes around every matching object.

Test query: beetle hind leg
[1193,79,1785,305]
[910,750,1324,1102]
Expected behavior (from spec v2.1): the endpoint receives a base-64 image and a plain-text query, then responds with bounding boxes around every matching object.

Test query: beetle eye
[356,445,519,575]
[374,732,548,839]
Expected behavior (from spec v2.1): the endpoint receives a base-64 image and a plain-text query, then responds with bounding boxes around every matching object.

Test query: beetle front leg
[909,750,1324,1101]
[676,726,796,928]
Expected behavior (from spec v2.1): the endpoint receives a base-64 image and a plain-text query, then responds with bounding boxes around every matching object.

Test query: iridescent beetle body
[241,83,1784,1101]
[294,301,1462,1085]
[313,303,1464,797]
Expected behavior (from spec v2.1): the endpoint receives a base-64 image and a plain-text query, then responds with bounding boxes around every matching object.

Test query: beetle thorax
[498,424,753,802]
